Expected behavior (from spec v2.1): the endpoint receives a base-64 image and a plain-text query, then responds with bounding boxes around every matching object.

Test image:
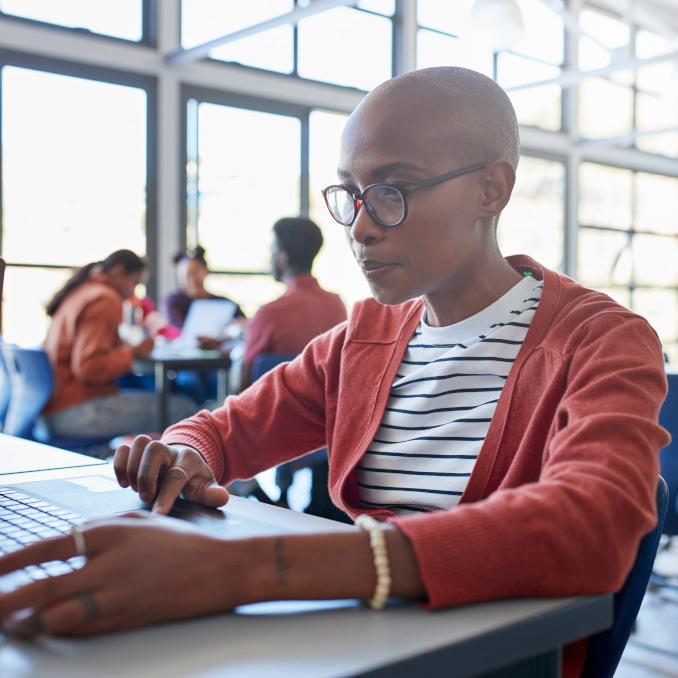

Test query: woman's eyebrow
[337,161,424,183]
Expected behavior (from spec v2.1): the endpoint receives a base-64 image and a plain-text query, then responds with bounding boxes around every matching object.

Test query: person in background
[163,247,245,331]
[42,250,195,438]
[239,217,347,392]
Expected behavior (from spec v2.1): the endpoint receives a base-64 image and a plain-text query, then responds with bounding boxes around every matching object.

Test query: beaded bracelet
[355,514,392,610]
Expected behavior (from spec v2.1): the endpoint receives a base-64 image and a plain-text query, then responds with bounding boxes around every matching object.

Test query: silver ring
[77,592,99,623]
[167,466,189,481]
[71,525,87,557]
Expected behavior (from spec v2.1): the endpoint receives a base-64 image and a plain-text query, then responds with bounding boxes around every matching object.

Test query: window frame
[0,0,156,46]
[0,48,159,298]
[180,84,311,279]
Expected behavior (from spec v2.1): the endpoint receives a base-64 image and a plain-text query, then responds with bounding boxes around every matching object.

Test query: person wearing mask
[42,250,195,437]
[163,247,245,331]
[239,217,347,392]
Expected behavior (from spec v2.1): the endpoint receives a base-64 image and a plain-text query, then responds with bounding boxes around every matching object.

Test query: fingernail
[4,616,44,637]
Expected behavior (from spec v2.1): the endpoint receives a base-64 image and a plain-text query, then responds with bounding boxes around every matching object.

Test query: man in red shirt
[239,216,346,391]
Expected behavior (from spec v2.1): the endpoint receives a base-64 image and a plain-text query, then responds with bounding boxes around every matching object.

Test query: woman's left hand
[0,512,250,638]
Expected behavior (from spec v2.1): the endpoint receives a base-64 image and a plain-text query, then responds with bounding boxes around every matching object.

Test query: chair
[251,353,297,382]
[0,344,12,430]
[582,475,669,678]
[2,345,110,455]
[659,371,678,537]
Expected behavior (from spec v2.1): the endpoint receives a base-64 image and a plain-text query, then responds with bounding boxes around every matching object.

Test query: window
[186,98,301,316]
[498,156,565,271]
[297,7,392,90]
[181,0,294,74]
[181,1,393,90]
[578,163,678,360]
[417,0,563,131]
[309,110,370,309]
[0,0,143,41]
[1,66,148,345]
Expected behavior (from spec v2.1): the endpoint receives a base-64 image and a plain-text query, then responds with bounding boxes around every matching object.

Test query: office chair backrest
[0,343,12,429]
[251,353,297,382]
[2,346,54,439]
[582,475,669,678]
[659,371,678,535]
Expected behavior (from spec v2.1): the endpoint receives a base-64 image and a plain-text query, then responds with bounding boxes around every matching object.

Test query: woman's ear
[478,160,516,219]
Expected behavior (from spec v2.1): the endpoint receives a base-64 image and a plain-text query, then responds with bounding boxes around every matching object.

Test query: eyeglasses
[322,162,487,229]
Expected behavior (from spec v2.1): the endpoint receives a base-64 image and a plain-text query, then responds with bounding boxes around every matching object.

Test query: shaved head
[343,66,520,173]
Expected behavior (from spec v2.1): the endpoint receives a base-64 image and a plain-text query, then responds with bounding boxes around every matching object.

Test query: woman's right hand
[131,336,155,358]
[113,435,229,514]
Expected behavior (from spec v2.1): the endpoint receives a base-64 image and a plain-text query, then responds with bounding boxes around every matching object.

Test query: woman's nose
[348,203,383,246]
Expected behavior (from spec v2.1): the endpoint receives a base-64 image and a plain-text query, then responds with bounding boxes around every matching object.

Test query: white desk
[0,437,613,677]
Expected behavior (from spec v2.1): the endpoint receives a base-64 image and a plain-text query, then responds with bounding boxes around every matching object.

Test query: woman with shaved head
[0,68,667,678]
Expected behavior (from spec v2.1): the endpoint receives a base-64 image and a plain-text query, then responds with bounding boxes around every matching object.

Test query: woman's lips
[359,260,398,281]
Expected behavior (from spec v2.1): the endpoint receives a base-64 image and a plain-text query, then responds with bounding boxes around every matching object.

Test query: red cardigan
[163,256,669,677]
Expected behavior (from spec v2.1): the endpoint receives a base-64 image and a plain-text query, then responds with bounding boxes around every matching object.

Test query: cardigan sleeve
[391,314,669,609]
[161,325,341,483]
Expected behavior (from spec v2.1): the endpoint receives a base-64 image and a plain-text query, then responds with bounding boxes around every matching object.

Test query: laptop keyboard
[0,487,86,592]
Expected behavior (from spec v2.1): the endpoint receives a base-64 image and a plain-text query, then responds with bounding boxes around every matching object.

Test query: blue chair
[0,344,12,430]
[251,353,297,382]
[582,475,669,678]
[659,371,678,537]
[2,345,110,455]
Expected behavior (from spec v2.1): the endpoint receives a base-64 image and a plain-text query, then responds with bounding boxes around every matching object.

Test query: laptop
[0,469,301,593]
[179,299,238,348]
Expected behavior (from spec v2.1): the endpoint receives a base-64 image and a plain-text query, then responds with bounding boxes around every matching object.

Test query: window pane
[309,110,370,308]
[2,67,147,267]
[579,77,633,139]
[181,0,294,73]
[2,267,70,346]
[207,274,284,319]
[498,156,564,270]
[633,234,678,287]
[298,8,391,90]
[635,173,678,235]
[193,103,300,274]
[357,0,394,15]
[579,163,633,229]
[496,53,561,130]
[577,228,631,287]
[511,0,564,65]
[417,30,493,78]
[636,62,678,157]
[417,0,472,35]
[0,0,142,40]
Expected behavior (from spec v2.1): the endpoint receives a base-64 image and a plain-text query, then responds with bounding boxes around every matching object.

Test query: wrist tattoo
[274,537,290,587]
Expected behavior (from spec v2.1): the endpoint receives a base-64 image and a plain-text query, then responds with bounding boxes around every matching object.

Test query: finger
[184,478,230,509]
[113,444,131,487]
[137,441,174,504]
[0,567,94,619]
[0,535,76,577]
[5,590,114,638]
[126,435,152,492]
[151,467,189,515]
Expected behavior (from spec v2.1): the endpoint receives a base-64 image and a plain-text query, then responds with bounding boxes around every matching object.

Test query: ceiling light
[470,0,525,50]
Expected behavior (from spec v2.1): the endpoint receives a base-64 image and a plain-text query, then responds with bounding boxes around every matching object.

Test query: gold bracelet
[355,514,391,610]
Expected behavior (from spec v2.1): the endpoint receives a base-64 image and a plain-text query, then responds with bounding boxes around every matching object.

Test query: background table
[134,348,232,428]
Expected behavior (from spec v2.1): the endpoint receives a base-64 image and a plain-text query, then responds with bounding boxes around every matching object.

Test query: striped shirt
[357,275,543,516]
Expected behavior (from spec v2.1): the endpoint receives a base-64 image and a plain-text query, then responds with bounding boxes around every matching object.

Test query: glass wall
[578,163,678,360]
[185,98,302,316]
[0,0,144,41]
[181,1,393,90]
[1,66,148,345]
[417,0,563,131]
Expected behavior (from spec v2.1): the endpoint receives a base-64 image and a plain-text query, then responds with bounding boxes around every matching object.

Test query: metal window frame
[0,48,160,299]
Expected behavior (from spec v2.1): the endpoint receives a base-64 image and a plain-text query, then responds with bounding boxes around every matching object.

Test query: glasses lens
[364,184,405,227]
[325,186,355,225]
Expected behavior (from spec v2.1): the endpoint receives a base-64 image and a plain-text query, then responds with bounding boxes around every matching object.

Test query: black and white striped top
[357,275,543,516]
